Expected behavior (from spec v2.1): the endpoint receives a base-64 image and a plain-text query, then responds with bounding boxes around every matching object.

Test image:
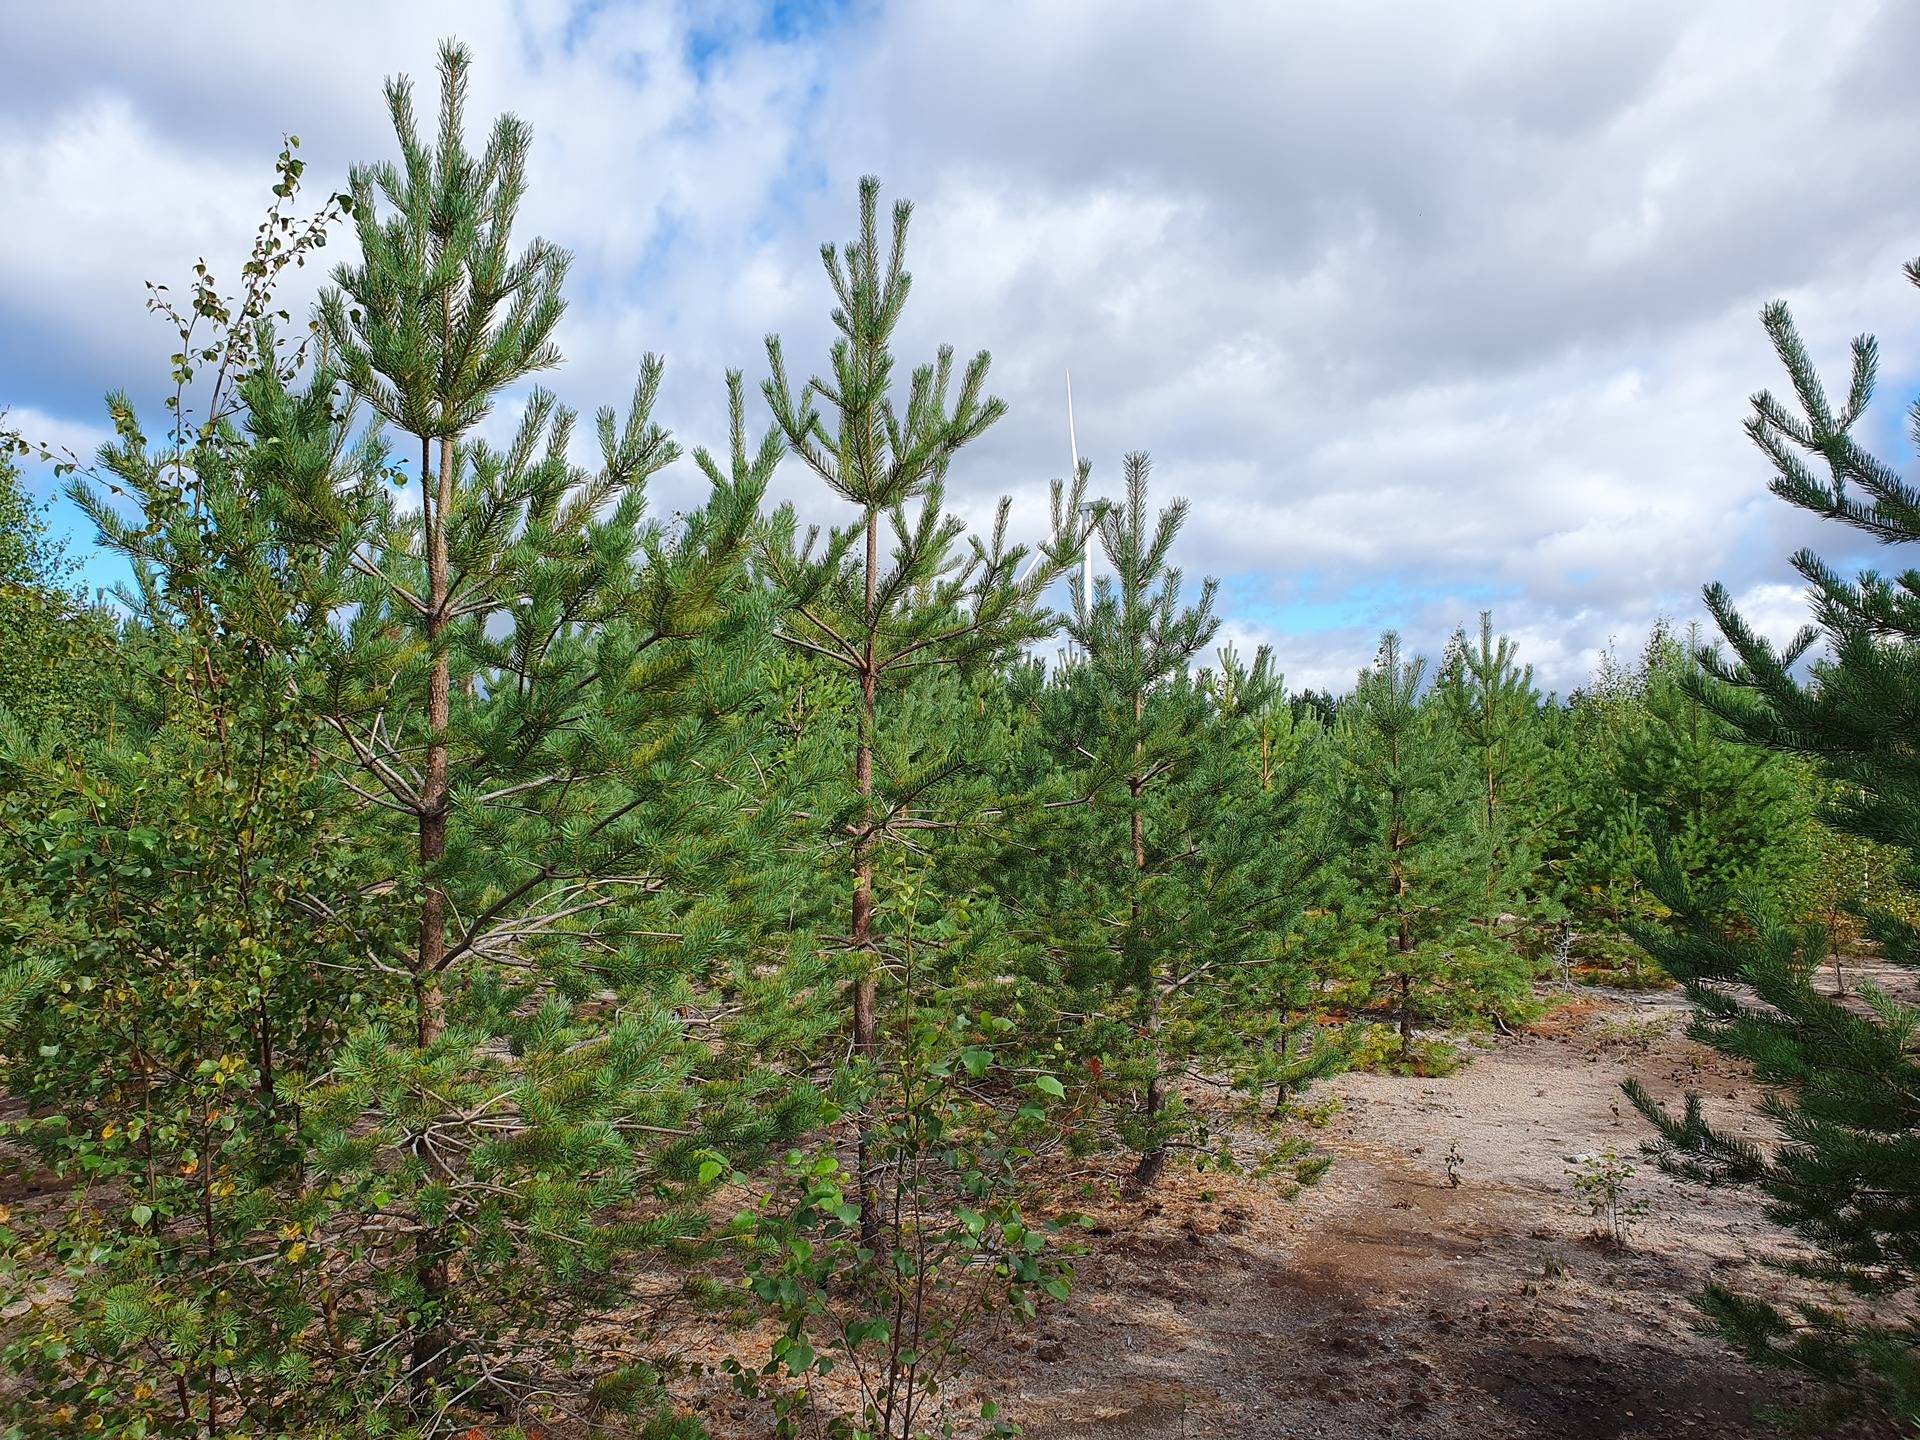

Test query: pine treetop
[758,178,1084,689]
[320,39,567,443]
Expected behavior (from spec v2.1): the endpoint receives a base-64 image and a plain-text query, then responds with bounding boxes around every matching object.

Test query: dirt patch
[972,983,1900,1438]
[6,979,1901,1436]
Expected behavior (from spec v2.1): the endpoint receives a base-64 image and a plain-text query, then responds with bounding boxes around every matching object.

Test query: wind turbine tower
[1067,368,1091,621]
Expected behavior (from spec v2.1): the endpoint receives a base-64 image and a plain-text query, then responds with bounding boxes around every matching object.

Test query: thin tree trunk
[417,432,452,1049]
[200,1113,221,1436]
[1485,755,1499,926]
[1130,688,1167,1190]
[853,509,882,1256]
[1132,830,1167,1186]
[411,431,453,1393]
[1389,727,1414,1062]
[1391,769,1414,1060]
[1271,1003,1294,1117]
[254,994,277,1121]
[1396,898,1414,1061]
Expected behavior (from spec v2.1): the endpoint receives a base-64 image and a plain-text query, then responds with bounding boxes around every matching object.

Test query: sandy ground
[4,979,1900,1436]
[959,982,1901,1440]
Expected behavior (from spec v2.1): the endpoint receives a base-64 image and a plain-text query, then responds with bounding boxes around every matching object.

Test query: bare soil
[7,979,1899,1436]
[957,982,1900,1439]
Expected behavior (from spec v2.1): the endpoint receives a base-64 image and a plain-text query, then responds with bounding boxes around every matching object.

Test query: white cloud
[0,96,274,381]
[1725,581,1819,653]
[2,0,1913,691]
[0,407,112,476]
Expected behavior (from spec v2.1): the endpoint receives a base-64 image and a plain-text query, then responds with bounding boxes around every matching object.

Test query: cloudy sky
[6,0,1919,692]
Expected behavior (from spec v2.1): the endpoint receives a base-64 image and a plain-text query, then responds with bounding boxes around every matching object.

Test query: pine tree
[318,38,570,1048]
[1043,454,1218,1186]
[1197,645,1346,1121]
[1560,623,1812,969]
[992,457,1328,1188]
[1624,625,1812,921]
[1556,635,1665,957]
[0,456,114,742]
[755,175,1081,1245]
[1436,612,1559,936]
[1005,474,1334,1189]
[303,41,805,1407]
[1331,634,1527,1064]
[1626,279,1920,1426]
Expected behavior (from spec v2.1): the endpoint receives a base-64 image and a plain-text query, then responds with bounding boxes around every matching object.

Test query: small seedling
[1565,1148,1649,1247]
[1444,1139,1465,1188]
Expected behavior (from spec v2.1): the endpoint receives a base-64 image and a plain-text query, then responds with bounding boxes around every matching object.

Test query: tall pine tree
[1054,454,1217,1185]
[306,41,805,1408]
[318,38,569,1047]
[1627,278,1920,1426]
[1008,481,1336,1187]
[755,175,1081,1245]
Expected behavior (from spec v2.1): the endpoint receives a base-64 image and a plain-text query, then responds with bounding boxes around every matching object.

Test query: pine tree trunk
[1392,785,1414,1061]
[1484,754,1499,927]
[411,432,453,1394]
[852,733,879,1256]
[417,433,452,1050]
[1396,907,1414,1062]
[852,511,882,1257]
[1129,687,1166,1191]
[1270,1004,1294,1117]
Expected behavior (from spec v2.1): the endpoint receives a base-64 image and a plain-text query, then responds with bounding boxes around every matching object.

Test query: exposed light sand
[969,983,1900,1439]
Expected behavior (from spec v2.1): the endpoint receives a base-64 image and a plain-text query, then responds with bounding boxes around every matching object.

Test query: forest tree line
[0,41,1914,1440]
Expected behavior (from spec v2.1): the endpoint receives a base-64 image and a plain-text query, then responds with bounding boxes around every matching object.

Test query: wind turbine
[1015,367,1096,668]
[1015,368,1096,632]
[1067,367,1092,624]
